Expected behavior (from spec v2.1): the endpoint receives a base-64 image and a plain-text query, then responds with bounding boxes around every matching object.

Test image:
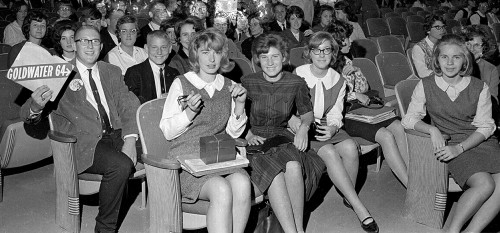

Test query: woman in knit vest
[411,14,446,78]
[160,29,251,233]
[402,34,500,233]
[291,31,379,233]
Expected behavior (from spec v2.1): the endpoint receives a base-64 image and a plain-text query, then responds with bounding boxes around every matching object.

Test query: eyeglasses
[432,25,446,30]
[311,48,333,55]
[214,23,228,27]
[75,38,101,46]
[119,29,138,34]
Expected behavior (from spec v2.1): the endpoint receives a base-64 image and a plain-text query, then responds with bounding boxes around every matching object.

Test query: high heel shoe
[360,217,379,233]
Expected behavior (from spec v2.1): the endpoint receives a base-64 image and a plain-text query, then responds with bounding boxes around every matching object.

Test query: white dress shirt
[411,37,434,78]
[277,20,286,30]
[149,22,160,31]
[402,76,496,138]
[106,44,148,75]
[160,71,247,140]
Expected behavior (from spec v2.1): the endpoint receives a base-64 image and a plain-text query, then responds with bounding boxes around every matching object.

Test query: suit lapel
[143,60,156,99]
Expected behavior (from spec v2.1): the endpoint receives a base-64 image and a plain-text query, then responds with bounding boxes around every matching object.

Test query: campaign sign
[8,42,73,101]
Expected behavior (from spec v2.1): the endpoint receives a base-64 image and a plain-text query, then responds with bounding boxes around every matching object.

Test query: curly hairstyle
[312,5,334,28]
[461,25,490,53]
[115,14,140,42]
[423,14,445,32]
[51,20,77,56]
[174,16,204,41]
[303,31,339,67]
[431,34,473,77]
[22,11,48,40]
[188,28,234,73]
[11,1,28,14]
[252,33,289,67]
[286,5,304,28]
[324,19,353,72]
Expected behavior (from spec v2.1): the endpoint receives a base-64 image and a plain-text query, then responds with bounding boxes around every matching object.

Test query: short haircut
[148,1,165,13]
[105,8,123,19]
[273,2,286,12]
[22,11,48,40]
[147,30,170,45]
[324,19,353,46]
[116,14,139,41]
[252,33,289,67]
[334,1,358,22]
[11,1,28,13]
[461,25,489,51]
[313,5,334,27]
[286,5,304,22]
[80,7,102,22]
[247,12,261,26]
[431,34,473,76]
[160,16,179,30]
[174,16,203,39]
[304,31,339,67]
[75,25,101,39]
[188,28,234,73]
[52,20,77,56]
[57,1,73,12]
[424,14,445,32]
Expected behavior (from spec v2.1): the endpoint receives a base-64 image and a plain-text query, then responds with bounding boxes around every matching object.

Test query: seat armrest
[404,129,450,141]
[383,84,395,89]
[48,130,77,143]
[234,138,248,147]
[141,153,181,170]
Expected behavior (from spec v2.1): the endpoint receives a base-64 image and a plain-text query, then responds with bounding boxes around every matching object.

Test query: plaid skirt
[247,126,326,201]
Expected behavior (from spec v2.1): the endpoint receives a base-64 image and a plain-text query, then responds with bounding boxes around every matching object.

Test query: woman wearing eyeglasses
[290,31,379,233]
[106,15,148,75]
[411,14,446,78]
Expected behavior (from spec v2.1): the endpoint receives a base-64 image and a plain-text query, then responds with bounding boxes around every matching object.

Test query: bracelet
[457,143,465,153]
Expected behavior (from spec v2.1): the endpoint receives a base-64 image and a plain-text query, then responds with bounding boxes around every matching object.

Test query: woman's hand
[294,126,309,151]
[246,131,266,145]
[185,90,203,113]
[229,83,247,104]
[288,115,301,133]
[355,93,370,106]
[429,127,446,153]
[434,145,462,162]
[315,125,337,141]
[342,64,360,76]
[304,29,314,37]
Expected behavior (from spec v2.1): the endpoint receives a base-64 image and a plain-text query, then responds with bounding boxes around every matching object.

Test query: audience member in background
[212,15,249,62]
[469,1,489,25]
[165,0,179,18]
[402,34,500,233]
[268,2,287,32]
[136,1,168,47]
[242,33,325,233]
[486,3,499,27]
[454,0,476,21]
[188,1,208,28]
[280,6,312,49]
[160,29,251,233]
[440,0,453,8]
[106,15,148,75]
[8,11,49,67]
[412,14,446,78]
[99,9,124,61]
[81,7,103,31]
[3,1,27,46]
[312,5,334,32]
[411,0,426,8]
[462,25,499,122]
[53,2,73,24]
[160,16,179,64]
[51,20,77,61]
[335,1,366,41]
[96,2,108,27]
[233,13,250,42]
[326,21,409,190]
[23,25,140,233]
[241,13,264,60]
[291,31,380,233]
[169,17,203,74]
[280,0,314,26]
[125,30,180,103]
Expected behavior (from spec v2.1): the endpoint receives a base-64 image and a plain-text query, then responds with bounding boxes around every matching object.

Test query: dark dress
[241,71,326,201]
[423,76,500,188]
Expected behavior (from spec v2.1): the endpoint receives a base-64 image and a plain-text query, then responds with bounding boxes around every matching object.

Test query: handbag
[251,202,285,233]
[345,90,385,112]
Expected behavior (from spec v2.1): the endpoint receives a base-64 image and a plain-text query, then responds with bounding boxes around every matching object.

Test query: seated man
[20,26,140,233]
[125,30,180,103]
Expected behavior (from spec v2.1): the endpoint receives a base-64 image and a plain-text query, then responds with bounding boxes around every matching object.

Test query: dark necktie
[160,67,166,94]
[88,69,112,134]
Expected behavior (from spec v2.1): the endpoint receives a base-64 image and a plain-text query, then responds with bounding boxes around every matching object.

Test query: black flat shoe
[343,198,353,210]
[360,217,379,233]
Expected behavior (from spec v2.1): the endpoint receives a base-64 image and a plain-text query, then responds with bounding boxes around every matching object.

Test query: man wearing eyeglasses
[20,25,140,233]
[125,30,180,103]
[135,1,168,47]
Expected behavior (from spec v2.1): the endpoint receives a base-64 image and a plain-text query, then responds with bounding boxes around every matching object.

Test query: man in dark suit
[99,9,124,61]
[125,30,179,103]
[268,3,287,32]
[21,26,140,233]
[135,1,167,48]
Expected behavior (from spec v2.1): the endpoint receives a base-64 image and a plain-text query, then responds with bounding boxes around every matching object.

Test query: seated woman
[51,20,77,62]
[411,14,446,78]
[291,31,379,233]
[212,14,251,62]
[170,17,204,74]
[3,1,27,46]
[402,34,500,233]
[106,15,148,75]
[241,33,326,233]
[280,6,313,49]
[159,29,251,233]
[325,21,409,188]
[311,5,334,32]
[334,1,366,41]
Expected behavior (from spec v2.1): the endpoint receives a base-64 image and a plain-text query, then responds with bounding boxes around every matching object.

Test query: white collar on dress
[302,65,340,89]
[184,71,224,91]
[435,74,470,93]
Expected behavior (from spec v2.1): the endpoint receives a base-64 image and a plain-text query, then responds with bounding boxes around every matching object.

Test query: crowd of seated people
[2,0,500,232]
